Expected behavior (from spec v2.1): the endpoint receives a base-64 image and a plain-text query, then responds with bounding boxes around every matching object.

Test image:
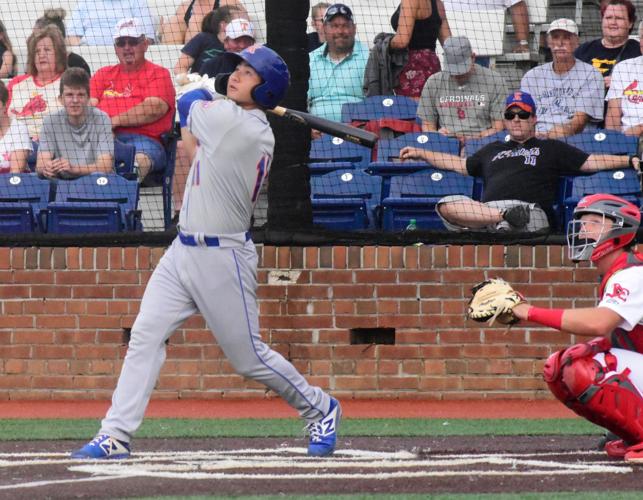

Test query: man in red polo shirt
[91,17,176,180]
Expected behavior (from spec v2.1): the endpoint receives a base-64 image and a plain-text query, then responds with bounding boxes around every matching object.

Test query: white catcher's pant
[100,236,330,442]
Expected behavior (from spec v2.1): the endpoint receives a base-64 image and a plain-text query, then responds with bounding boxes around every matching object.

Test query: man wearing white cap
[90,18,176,180]
[521,18,604,139]
[418,36,508,143]
[199,19,256,78]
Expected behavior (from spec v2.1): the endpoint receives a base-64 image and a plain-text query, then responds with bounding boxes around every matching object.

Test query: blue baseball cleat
[70,434,131,459]
[307,397,341,457]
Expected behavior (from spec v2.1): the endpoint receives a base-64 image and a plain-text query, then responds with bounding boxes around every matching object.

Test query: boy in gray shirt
[37,68,113,180]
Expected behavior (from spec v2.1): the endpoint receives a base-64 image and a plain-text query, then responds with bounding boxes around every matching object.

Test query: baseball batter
[71,45,341,460]
[506,194,643,463]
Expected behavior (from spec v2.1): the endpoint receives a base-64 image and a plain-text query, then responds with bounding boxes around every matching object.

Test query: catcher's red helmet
[567,193,641,262]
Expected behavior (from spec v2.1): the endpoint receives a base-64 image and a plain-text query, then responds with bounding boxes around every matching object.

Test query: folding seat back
[0,173,52,233]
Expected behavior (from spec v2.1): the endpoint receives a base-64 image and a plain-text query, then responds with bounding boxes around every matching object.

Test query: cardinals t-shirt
[606,56,643,129]
[7,74,64,140]
[90,60,175,142]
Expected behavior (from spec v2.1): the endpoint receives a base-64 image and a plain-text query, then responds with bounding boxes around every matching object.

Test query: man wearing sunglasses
[90,18,176,180]
[399,90,640,233]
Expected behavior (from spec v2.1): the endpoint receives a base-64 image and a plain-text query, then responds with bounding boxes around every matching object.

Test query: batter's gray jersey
[179,96,273,234]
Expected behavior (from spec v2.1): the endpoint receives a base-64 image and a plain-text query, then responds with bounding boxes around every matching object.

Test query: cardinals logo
[11,94,47,117]
[623,80,643,104]
[605,282,630,302]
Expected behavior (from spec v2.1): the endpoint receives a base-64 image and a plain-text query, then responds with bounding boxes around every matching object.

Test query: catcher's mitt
[466,278,525,326]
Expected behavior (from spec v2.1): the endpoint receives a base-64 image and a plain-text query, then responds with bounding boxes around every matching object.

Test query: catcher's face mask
[567,213,612,262]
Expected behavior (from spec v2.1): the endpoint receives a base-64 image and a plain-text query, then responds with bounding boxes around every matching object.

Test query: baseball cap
[442,36,473,76]
[225,19,255,40]
[113,18,145,40]
[547,18,578,35]
[323,4,354,24]
[505,91,536,114]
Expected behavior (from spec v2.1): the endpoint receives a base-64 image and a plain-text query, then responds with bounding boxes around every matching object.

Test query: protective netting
[0,0,640,244]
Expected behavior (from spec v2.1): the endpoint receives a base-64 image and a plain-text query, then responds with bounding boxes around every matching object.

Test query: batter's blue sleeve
[178,89,213,128]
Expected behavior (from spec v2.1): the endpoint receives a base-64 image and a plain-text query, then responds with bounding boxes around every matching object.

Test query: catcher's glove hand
[466,278,525,326]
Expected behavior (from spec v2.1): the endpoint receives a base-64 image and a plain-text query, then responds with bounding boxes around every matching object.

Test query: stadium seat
[114,140,137,179]
[563,169,642,227]
[381,169,475,231]
[310,169,382,230]
[308,161,355,176]
[367,132,462,199]
[341,95,421,140]
[561,129,638,155]
[46,173,142,233]
[0,173,52,233]
[309,135,372,167]
[463,131,510,157]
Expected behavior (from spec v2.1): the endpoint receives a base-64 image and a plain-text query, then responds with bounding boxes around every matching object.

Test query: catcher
[467,193,643,463]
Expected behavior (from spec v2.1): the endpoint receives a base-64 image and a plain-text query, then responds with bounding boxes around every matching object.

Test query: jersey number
[251,154,271,203]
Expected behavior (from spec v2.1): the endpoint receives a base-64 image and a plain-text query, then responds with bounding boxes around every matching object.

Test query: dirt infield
[0,436,640,499]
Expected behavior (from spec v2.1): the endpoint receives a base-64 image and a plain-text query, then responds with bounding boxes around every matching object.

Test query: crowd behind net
[0,0,641,244]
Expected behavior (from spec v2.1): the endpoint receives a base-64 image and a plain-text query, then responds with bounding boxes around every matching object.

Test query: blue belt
[179,231,251,247]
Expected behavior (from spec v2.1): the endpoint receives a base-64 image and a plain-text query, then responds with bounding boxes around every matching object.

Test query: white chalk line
[0,447,633,491]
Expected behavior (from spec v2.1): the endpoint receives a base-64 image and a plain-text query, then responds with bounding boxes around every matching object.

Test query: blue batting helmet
[214,44,290,109]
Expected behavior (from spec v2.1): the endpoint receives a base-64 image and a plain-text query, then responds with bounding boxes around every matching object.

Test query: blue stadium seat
[381,169,475,231]
[563,169,642,227]
[309,135,372,166]
[114,140,136,179]
[311,169,382,230]
[0,173,52,233]
[341,95,418,123]
[561,129,638,155]
[463,130,510,157]
[308,161,355,176]
[367,132,462,199]
[46,173,141,233]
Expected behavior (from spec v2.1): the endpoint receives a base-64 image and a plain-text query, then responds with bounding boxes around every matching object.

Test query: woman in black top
[390,0,451,98]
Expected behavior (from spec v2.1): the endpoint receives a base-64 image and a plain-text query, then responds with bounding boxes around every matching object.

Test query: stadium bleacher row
[309,96,643,232]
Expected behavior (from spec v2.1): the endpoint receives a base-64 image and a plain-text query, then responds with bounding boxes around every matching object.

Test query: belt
[178,231,251,247]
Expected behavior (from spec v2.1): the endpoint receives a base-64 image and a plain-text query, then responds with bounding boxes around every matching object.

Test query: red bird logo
[605,283,630,302]
[12,94,47,117]
[623,80,643,104]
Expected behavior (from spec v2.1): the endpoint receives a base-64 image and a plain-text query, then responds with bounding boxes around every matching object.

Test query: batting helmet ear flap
[214,73,232,96]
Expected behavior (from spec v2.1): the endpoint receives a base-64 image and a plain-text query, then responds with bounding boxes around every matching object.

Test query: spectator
[160,0,247,45]
[521,19,604,139]
[308,2,330,52]
[91,18,175,180]
[398,91,640,233]
[174,5,242,77]
[66,0,156,46]
[575,0,639,90]
[444,0,530,55]
[199,19,255,77]
[0,81,32,174]
[0,20,17,79]
[389,0,451,98]
[308,3,368,122]
[34,9,92,76]
[7,26,67,140]
[605,21,643,139]
[37,68,113,180]
[417,36,508,143]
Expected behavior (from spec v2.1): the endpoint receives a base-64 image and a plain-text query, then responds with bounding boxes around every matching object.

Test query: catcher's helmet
[567,193,640,262]
[214,44,289,109]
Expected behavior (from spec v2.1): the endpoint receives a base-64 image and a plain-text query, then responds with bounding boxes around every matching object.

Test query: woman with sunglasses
[399,90,640,233]
[389,0,452,98]
[6,25,67,141]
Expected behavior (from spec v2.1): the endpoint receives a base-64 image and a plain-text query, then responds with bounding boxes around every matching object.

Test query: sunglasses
[504,109,531,120]
[115,37,143,48]
[323,5,353,22]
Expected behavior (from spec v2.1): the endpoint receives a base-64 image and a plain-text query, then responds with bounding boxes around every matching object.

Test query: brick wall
[0,244,596,401]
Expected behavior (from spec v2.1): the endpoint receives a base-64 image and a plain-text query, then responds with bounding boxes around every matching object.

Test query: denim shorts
[116,133,166,174]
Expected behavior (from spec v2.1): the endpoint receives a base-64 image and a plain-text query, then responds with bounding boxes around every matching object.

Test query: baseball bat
[269,106,378,149]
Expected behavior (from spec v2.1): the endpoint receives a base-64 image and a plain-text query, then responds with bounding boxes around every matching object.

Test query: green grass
[0,418,600,441]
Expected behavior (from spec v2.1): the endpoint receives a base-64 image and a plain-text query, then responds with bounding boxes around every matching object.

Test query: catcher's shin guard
[543,344,643,445]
